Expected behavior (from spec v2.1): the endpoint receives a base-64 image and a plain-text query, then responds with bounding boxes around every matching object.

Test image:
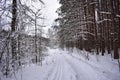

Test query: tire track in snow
[53,59,61,80]
[44,62,56,80]
[46,53,79,80]
[60,54,76,80]
[57,59,63,80]
[63,54,81,80]
[63,53,93,80]
[44,55,59,80]
[53,54,64,80]
[46,54,62,80]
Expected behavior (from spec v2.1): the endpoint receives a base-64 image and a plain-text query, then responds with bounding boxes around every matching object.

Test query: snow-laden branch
[97,19,112,24]
[116,14,120,18]
[84,2,97,7]
[99,11,111,15]
[74,31,95,37]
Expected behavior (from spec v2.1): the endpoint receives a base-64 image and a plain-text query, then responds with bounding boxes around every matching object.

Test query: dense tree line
[0,0,45,77]
[55,0,120,59]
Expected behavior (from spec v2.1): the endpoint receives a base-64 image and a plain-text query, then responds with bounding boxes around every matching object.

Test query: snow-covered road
[5,48,120,80]
[47,53,77,80]
[45,49,120,80]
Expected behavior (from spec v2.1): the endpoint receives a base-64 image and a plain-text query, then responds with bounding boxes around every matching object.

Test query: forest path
[46,49,120,80]
[45,52,103,80]
[46,53,77,80]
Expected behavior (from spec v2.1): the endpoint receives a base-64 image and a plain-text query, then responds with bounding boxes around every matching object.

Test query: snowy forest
[0,0,120,80]
[55,0,120,58]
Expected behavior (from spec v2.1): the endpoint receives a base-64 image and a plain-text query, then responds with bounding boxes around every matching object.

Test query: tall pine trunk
[110,0,119,59]
[11,0,17,62]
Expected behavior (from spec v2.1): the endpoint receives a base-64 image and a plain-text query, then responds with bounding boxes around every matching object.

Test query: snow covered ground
[1,48,120,80]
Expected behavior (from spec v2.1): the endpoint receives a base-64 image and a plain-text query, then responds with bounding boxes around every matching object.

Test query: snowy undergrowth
[65,47,120,77]
[0,48,56,80]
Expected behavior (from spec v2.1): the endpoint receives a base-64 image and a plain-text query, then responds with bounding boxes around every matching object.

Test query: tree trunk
[11,0,17,61]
